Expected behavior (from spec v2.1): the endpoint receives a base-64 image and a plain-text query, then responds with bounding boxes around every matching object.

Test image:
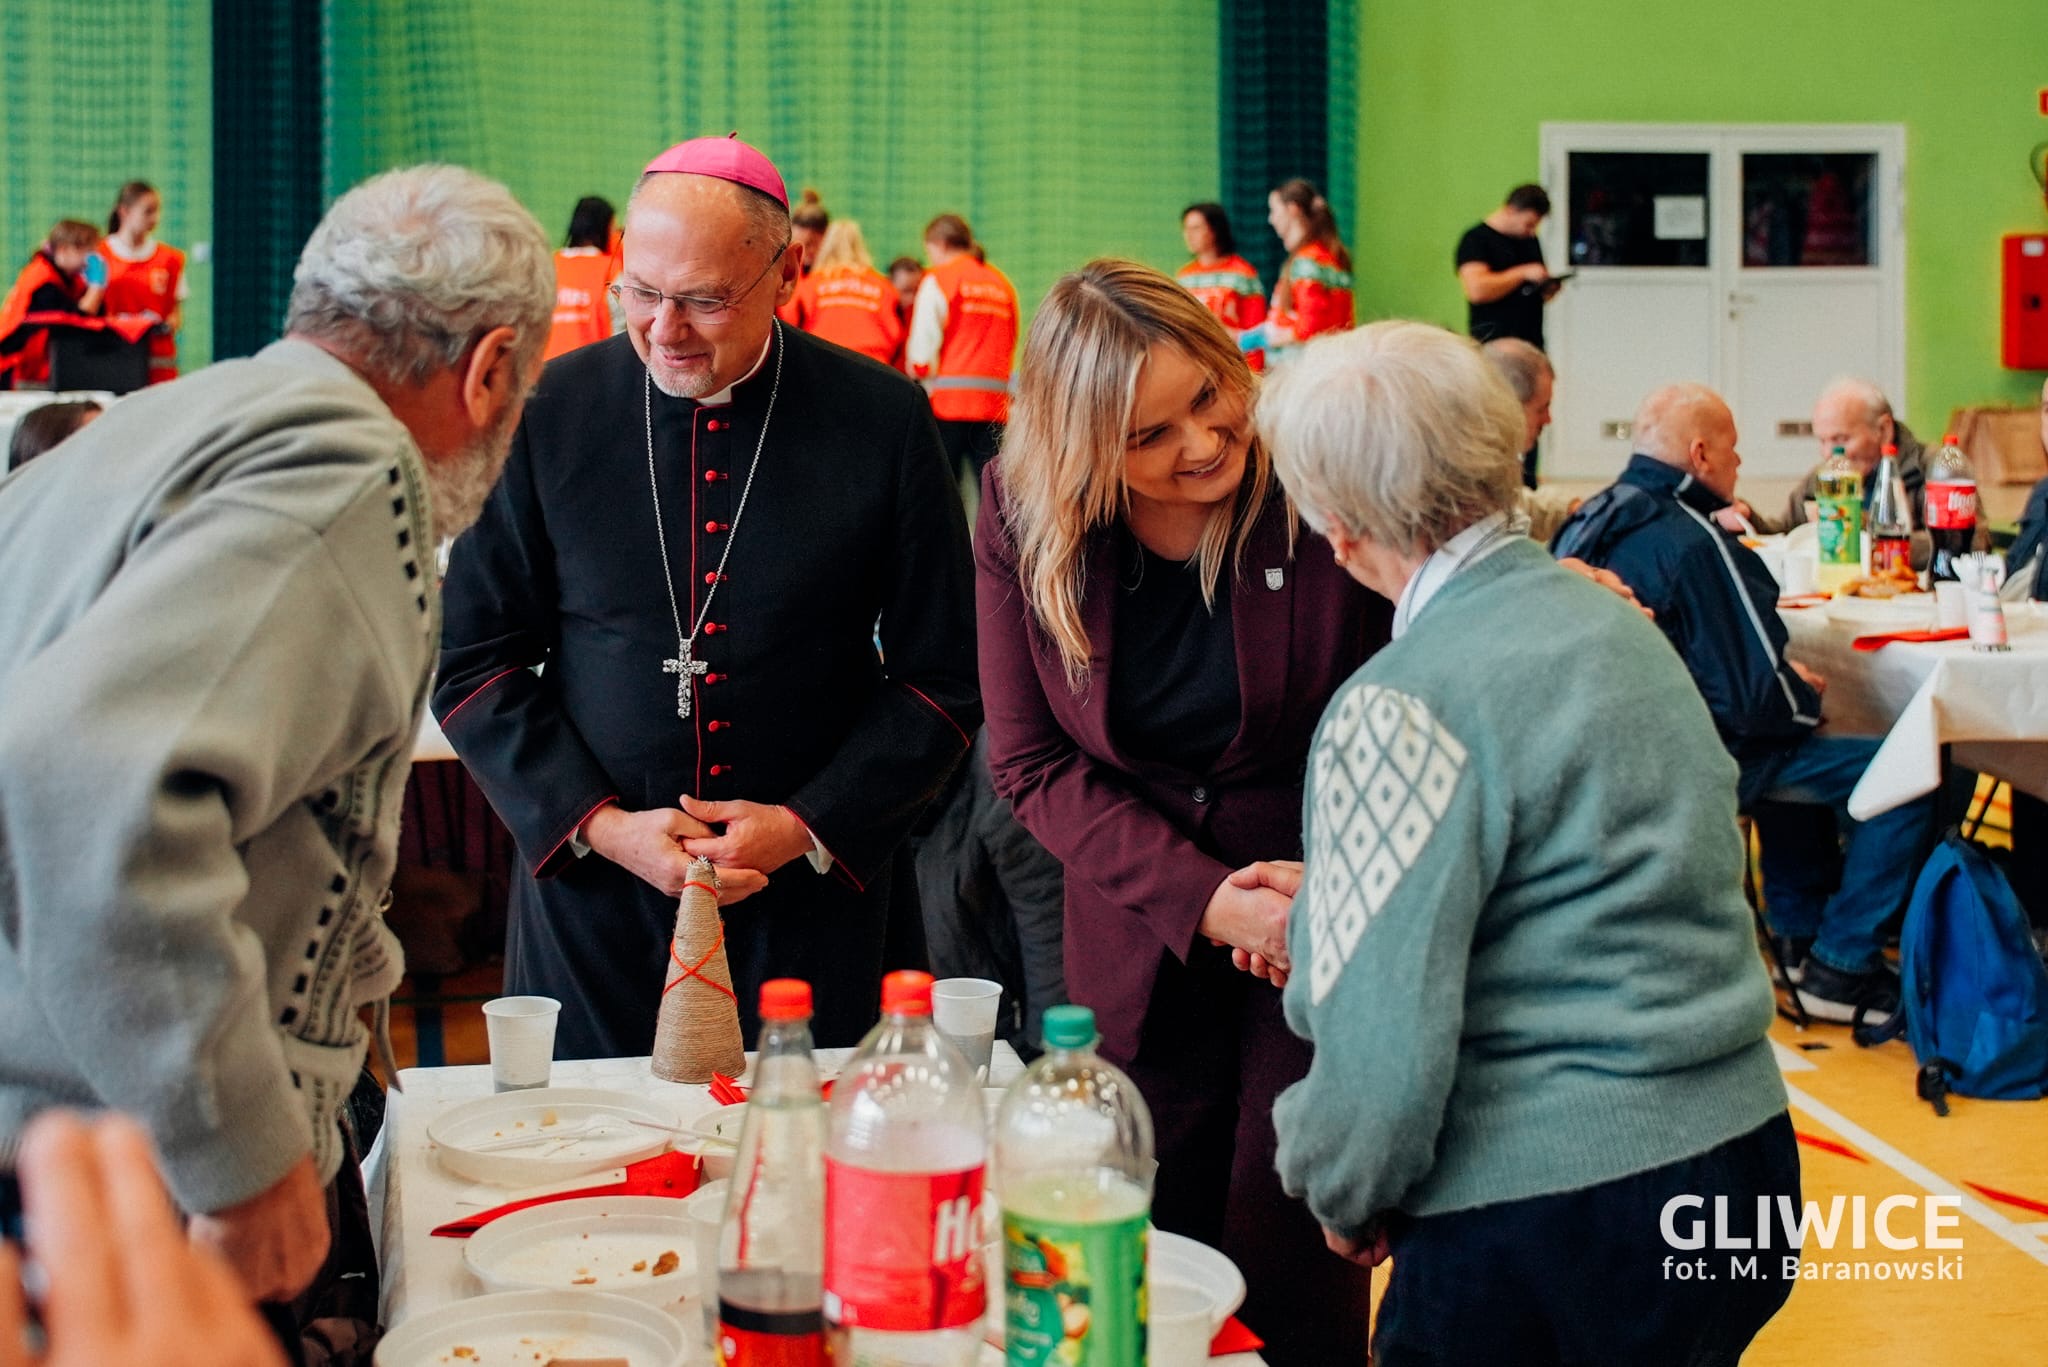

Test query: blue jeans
[1739,735,1936,974]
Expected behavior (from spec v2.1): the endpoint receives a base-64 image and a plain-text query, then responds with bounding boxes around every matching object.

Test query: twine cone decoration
[651,856,746,1083]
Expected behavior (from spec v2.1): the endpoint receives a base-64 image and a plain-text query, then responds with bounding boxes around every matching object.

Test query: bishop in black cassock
[435,141,978,1056]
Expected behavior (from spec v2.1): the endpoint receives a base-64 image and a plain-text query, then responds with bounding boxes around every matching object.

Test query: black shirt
[1456,223,1546,347]
[1107,528,1241,774]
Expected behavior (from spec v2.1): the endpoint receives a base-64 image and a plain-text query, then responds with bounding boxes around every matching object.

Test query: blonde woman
[975,259,1383,1365]
[785,219,904,365]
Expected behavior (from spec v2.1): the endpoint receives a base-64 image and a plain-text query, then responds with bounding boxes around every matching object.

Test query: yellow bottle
[1814,445,1863,594]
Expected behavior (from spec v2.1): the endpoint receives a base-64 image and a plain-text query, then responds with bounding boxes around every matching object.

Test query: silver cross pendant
[663,646,708,719]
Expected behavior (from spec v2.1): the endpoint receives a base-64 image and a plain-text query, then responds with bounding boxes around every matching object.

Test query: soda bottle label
[823,1159,986,1331]
[1002,1210,1149,1367]
[1816,497,1862,567]
[1926,480,1977,531]
[718,1302,828,1367]
[1871,535,1912,581]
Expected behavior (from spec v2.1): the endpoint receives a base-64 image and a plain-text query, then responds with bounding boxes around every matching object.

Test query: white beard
[647,356,716,400]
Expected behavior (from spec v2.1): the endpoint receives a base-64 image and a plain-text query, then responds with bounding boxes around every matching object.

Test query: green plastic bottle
[995,1006,1156,1366]
[1815,443,1864,594]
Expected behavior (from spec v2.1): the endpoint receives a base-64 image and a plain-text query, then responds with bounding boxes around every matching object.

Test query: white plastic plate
[1825,592,1935,626]
[464,1195,700,1307]
[427,1088,676,1188]
[375,1288,686,1367]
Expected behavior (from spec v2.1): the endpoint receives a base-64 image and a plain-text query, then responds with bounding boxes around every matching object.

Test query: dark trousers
[1117,948,1372,1366]
[937,419,1003,487]
[911,731,1066,1050]
[1374,1112,1802,1366]
[1741,735,1937,973]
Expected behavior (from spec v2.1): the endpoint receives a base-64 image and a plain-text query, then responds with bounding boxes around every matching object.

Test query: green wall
[1354,0,2048,429]
[0,2,212,369]
[325,0,1220,332]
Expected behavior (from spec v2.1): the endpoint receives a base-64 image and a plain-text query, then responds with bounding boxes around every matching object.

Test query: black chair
[1739,814,1810,1027]
[47,323,148,395]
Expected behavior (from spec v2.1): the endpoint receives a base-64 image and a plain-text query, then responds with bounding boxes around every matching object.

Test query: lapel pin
[1265,567,1285,591]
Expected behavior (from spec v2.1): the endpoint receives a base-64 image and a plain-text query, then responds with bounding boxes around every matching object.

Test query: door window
[1566,152,1710,268]
[1741,153,1876,267]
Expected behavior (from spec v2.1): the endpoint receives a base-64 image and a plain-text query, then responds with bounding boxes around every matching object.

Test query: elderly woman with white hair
[1258,321,1800,1364]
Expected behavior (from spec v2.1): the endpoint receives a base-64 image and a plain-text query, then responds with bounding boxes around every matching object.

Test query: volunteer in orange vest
[0,221,106,390]
[1176,201,1267,371]
[97,181,187,383]
[907,213,1018,483]
[543,196,621,361]
[788,220,904,366]
[775,188,830,326]
[1263,177,1354,364]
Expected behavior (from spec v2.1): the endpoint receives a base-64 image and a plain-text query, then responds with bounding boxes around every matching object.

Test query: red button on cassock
[703,572,727,585]
[704,470,720,483]
[704,673,724,685]
[710,764,731,776]
[706,521,726,534]
[707,720,728,732]
[704,622,724,634]
[706,419,725,432]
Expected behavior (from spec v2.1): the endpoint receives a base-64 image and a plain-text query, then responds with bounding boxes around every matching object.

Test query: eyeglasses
[609,242,789,324]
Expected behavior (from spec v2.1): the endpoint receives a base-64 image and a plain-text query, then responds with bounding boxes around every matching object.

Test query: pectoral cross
[663,646,707,719]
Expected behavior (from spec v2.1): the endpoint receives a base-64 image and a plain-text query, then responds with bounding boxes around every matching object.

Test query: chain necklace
[646,325,783,719]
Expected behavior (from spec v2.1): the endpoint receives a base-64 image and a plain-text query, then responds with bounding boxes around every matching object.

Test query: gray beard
[424,420,516,542]
[647,358,716,400]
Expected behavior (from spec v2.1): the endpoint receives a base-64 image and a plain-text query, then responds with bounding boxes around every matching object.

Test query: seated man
[1553,383,1935,1023]
[1728,376,1925,535]
[1481,337,1578,541]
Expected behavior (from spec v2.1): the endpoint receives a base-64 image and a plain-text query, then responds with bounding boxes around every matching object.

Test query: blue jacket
[2009,474,2048,600]
[1552,454,1821,759]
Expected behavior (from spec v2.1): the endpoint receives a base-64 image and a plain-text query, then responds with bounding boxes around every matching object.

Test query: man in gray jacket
[0,164,551,1310]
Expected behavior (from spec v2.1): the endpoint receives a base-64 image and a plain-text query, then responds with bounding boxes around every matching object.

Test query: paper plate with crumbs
[464,1196,701,1308]
[373,1289,686,1367]
[427,1088,678,1187]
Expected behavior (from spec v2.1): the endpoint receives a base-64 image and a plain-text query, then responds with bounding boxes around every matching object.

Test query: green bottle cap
[1041,1005,1098,1050]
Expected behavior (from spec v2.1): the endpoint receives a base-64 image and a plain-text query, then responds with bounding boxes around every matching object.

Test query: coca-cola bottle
[1926,434,1978,584]
[824,970,986,1366]
[1868,444,1913,583]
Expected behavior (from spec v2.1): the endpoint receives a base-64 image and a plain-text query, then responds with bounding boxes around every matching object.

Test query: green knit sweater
[1274,538,1786,1234]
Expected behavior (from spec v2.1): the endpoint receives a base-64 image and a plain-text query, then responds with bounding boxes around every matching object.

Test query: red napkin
[1851,626,1969,651]
[1210,1316,1264,1355]
[430,1150,700,1237]
[712,1070,832,1102]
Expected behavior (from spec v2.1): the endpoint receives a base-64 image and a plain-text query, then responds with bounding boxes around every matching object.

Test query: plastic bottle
[1926,434,1979,585]
[718,979,828,1367]
[995,1004,1156,1367]
[1867,444,1913,583]
[824,970,987,1367]
[1814,444,1864,594]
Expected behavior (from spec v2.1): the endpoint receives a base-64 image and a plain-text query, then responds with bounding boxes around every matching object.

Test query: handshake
[1199,859,1303,989]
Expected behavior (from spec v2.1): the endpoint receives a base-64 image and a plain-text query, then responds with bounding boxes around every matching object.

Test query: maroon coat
[975,477,1392,1063]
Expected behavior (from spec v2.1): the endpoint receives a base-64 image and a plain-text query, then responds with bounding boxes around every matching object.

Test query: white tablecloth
[366,1047,1270,1365]
[1779,601,2048,818]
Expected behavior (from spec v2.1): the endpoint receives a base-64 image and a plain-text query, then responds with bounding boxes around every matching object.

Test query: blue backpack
[1863,833,2048,1112]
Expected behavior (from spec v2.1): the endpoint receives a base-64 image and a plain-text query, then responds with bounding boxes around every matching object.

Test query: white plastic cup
[930,977,1002,1082]
[1149,1280,1214,1366]
[683,1177,729,1351]
[481,996,559,1092]
[1782,553,1818,597]
[1935,580,1968,629]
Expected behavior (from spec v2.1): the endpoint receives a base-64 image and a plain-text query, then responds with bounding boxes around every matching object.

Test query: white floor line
[2027,1221,2048,1237]
[1771,1039,1818,1073]
[1782,1082,2048,1270]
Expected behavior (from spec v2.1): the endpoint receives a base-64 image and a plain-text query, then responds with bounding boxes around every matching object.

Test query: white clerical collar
[697,333,775,408]
[1391,510,1520,638]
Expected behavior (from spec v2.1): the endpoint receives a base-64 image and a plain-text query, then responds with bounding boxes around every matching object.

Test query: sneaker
[1796,958,1899,1026]
[1766,934,1812,986]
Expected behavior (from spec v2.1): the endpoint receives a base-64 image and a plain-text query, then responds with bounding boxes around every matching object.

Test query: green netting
[323,0,1221,329]
[0,2,213,369]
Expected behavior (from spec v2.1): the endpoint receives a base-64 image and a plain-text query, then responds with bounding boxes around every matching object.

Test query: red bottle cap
[880,969,934,1016]
[760,978,813,1020]
[1882,443,1899,456]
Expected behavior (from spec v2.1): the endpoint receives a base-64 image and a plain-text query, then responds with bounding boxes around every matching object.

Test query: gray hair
[286,164,554,386]
[1255,321,1525,556]
[1815,375,1892,424]
[1632,382,1727,466]
[1481,337,1553,403]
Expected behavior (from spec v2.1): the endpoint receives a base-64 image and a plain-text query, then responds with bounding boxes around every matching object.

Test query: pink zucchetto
[641,134,789,208]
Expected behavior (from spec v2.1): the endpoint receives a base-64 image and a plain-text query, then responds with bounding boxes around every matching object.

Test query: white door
[1539,124,1905,483]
